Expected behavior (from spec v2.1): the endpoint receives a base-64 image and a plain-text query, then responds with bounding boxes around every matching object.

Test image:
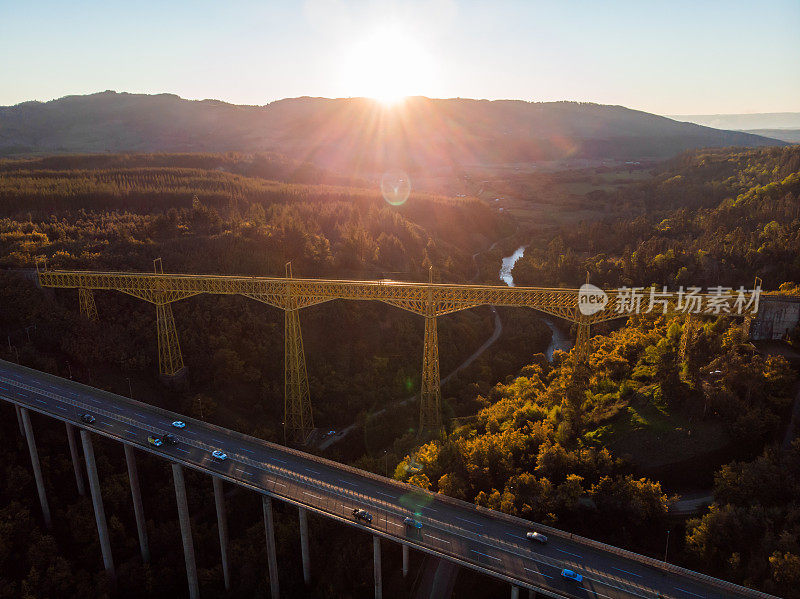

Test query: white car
[526,531,548,544]
[211,450,227,460]
[172,421,186,428]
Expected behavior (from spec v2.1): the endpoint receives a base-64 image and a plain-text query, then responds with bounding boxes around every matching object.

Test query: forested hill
[0,92,785,169]
[512,145,800,290]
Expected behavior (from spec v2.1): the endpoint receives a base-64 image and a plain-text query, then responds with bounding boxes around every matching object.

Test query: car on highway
[163,433,178,446]
[81,413,95,424]
[526,531,548,544]
[561,569,583,583]
[147,436,163,447]
[403,517,423,529]
[212,450,227,460]
[352,508,373,524]
[172,421,186,428]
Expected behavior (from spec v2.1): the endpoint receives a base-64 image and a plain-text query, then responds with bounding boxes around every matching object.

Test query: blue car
[172,421,186,429]
[404,517,423,529]
[561,569,583,583]
[212,450,227,460]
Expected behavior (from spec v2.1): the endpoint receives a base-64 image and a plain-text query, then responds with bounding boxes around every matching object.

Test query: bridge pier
[15,404,24,437]
[284,307,313,445]
[373,536,382,599]
[20,408,51,528]
[262,496,280,599]
[124,445,149,563]
[80,430,115,577]
[575,315,591,363]
[402,543,409,577]
[156,302,185,380]
[65,423,86,495]
[510,585,519,599]
[419,313,442,433]
[212,476,231,590]
[78,287,98,320]
[299,506,311,584]
[171,463,199,599]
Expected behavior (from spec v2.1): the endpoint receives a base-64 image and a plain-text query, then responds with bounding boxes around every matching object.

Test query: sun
[341,24,435,105]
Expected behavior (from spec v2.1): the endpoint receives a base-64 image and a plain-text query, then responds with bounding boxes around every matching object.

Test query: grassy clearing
[585,399,729,469]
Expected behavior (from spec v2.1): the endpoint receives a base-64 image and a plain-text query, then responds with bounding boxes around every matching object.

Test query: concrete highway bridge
[0,359,780,599]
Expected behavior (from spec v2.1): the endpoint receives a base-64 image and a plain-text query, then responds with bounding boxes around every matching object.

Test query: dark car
[353,508,373,524]
[81,413,95,424]
[163,433,178,446]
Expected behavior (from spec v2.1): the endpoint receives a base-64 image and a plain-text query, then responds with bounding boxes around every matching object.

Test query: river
[499,246,573,359]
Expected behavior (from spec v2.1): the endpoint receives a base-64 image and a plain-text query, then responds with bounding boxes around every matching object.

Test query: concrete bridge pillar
[212,476,231,590]
[373,536,383,599]
[171,463,199,599]
[262,496,280,599]
[20,408,51,528]
[65,423,85,496]
[80,430,114,577]
[15,404,25,437]
[402,543,409,577]
[510,585,519,599]
[299,506,311,584]
[124,445,149,563]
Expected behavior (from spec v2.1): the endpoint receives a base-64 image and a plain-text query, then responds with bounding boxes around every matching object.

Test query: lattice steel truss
[38,266,767,443]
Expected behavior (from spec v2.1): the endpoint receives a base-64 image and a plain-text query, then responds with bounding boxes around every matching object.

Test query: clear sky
[1,0,799,114]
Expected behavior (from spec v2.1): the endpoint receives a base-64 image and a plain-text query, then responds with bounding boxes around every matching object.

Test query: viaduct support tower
[419,293,442,433]
[283,264,313,444]
[153,258,185,379]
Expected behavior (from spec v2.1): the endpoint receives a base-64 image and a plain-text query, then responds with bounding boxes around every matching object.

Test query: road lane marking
[55,405,68,411]
[585,590,612,599]
[523,567,552,579]
[239,448,254,454]
[471,549,501,562]
[375,491,394,498]
[454,516,482,526]
[426,534,450,544]
[306,469,322,475]
[505,533,527,540]
[339,479,357,486]
[554,548,582,558]
[303,491,324,500]
[585,577,650,599]
[674,587,704,598]
[611,566,642,577]
[174,448,190,453]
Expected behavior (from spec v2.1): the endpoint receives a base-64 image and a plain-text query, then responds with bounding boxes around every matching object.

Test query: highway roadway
[0,359,776,599]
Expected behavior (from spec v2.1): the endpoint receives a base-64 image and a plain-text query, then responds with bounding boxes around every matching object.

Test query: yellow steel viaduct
[37,262,765,444]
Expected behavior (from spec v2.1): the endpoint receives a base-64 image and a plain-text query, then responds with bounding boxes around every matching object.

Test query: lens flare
[381,170,411,206]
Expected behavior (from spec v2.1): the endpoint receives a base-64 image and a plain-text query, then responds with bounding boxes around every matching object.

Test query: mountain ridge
[0,91,785,173]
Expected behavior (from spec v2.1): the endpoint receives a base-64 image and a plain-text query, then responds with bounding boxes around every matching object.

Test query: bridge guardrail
[0,359,781,599]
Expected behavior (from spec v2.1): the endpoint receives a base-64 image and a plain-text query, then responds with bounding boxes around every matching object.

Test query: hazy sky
[2,0,799,114]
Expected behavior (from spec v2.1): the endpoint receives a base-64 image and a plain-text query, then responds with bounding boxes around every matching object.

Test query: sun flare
[341,25,435,105]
